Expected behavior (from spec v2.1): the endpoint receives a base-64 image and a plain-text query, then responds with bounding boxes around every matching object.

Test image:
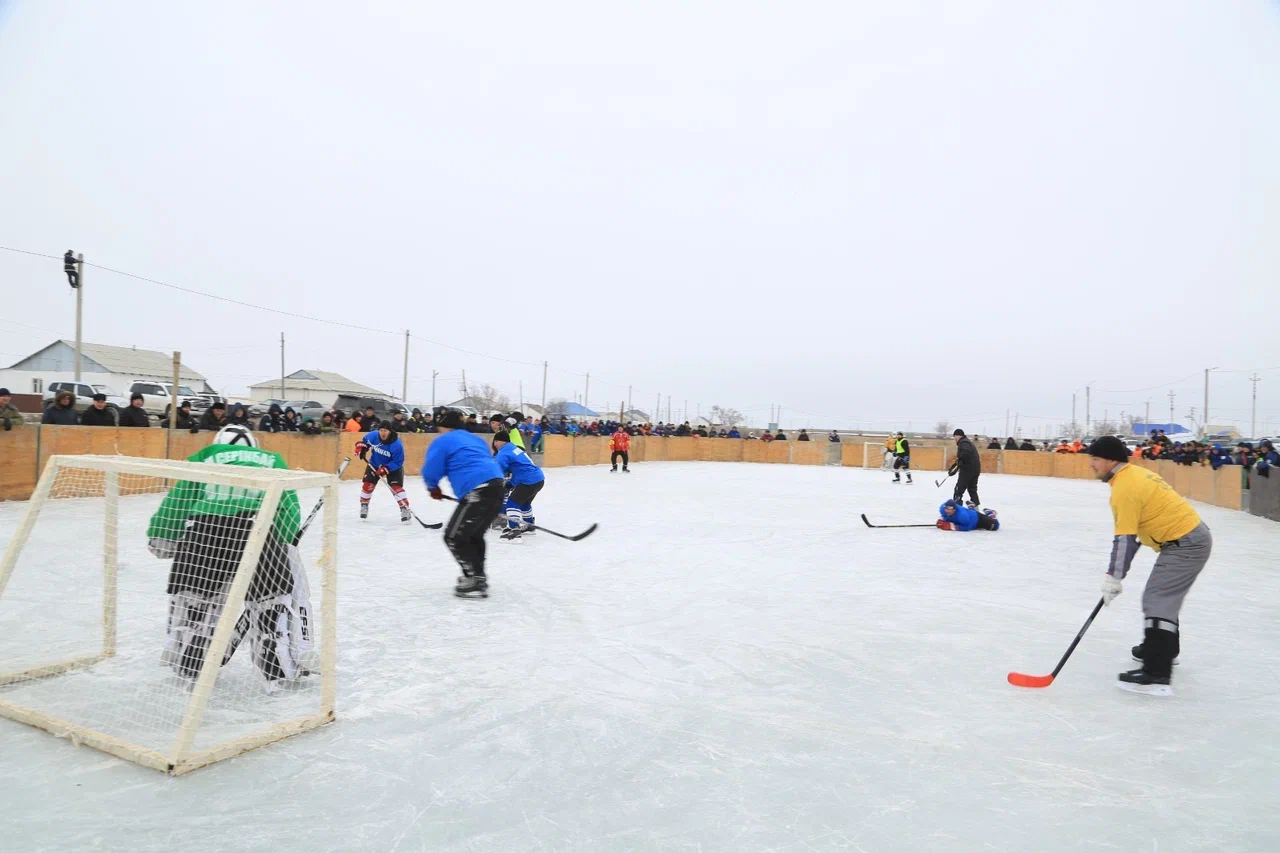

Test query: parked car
[283,400,328,422]
[42,381,129,415]
[248,398,291,419]
[127,380,204,416]
[333,395,401,421]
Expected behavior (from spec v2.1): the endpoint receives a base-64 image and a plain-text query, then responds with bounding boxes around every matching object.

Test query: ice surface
[1,462,1277,852]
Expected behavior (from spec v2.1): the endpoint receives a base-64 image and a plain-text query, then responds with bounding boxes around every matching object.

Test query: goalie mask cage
[0,455,338,775]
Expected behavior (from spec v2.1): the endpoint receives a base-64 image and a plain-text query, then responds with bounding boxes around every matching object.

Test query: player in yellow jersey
[1087,436,1211,696]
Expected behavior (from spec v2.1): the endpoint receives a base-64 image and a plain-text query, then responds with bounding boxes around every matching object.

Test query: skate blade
[454,591,489,599]
[1115,681,1174,697]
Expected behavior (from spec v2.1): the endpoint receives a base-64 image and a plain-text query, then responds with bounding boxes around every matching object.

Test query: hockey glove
[1100,575,1123,606]
[148,537,179,559]
[935,520,956,530]
[947,465,958,477]
[355,441,368,459]
[429,487,444,500]
[376,465,389,478]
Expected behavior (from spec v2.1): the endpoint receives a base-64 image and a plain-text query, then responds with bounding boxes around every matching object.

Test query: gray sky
[1,1,1277,434]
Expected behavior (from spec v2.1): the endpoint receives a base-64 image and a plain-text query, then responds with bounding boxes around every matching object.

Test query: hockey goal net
[0,454,338,775]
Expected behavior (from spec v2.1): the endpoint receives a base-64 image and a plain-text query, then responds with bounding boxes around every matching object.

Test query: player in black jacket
[948,429,981,507]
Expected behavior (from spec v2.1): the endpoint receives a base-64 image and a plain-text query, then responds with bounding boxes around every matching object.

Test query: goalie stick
[1007,597,1105,688]
[439,494,597,541]
[860,514,935,529]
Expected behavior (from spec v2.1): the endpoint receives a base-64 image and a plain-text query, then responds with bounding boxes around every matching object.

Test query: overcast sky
[1,1,1277,434]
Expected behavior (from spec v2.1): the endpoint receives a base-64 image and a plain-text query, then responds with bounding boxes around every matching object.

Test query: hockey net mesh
[0,455,335,772]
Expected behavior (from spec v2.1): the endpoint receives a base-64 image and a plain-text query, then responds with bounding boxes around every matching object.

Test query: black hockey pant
[953,470,980,505]
[444,479,504,577]
[611,450,629,468]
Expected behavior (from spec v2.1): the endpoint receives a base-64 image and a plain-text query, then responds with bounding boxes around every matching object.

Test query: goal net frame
[0,454,339,775]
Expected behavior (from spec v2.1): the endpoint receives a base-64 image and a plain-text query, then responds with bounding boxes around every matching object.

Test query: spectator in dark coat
[226,403,252,427]
[797,429,811,441]
[1004,437,1018,450]
[828,430,841,443]
[79,394,119,426]
[280,407,301,432]
[1019,439,1036,451]
[258,403,285,433]
[118,393,151,427]
[199,401,227,431]
[43,390,80,425]
[986,438,1001,450]
[0,388,24,430]
[774,429,788,440]
[160,401,198,430]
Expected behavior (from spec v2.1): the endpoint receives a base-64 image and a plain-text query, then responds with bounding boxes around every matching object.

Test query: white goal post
[0,454,338,775]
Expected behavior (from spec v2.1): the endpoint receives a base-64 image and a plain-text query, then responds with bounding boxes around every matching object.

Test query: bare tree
[934,420,950,436]
[544,397,570,417]
[458,382,511,415]
[711,405,745,428]
[1093,418,1120,436]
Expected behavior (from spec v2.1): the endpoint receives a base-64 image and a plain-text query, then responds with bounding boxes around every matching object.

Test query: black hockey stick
[935,470,954,488]
[439,494,597,541]
[364,458,443,529]
[292,457,351,546]
[1007,597,1105,688]
[860,513,935,529]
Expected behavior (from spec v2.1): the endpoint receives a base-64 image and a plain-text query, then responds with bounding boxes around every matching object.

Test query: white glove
[148,538,178,559]
[1100,575,1123,606]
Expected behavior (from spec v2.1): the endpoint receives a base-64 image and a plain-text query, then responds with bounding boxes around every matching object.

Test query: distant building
[249,369,388,407]
[0,340,212,396]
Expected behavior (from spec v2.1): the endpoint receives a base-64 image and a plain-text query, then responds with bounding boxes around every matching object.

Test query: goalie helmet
[213,424,257,448]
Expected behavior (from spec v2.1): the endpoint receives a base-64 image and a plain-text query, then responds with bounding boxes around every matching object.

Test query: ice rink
[2,461,1278,852]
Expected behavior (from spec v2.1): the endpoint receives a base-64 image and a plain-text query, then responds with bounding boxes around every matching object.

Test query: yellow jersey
[1107,463,1200,551]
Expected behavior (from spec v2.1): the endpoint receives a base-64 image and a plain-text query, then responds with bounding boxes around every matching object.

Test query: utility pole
[1085,382,1093,436]
[541,361,548,410]
[431,370,438,410]
[684,399,688,423]
[1145,399,1151,433]
[461,369,468,402]
[1071,393,1076,437]
[1250,373,1261,438]
[655,393,660,423]
[1203,367,1218,435]
[168,351,181,458]
[519,380,523,411]
[584,372,590,412]
[628,385,632,418]
[280,333,285,398]
[1005,409,1009,437]
[402,330,410,403]
[74,253,85,381]
[1014,412,1019,436]
[1168,389,1175,427]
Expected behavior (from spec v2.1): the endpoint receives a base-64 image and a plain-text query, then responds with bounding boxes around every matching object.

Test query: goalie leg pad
[166,591,227,679]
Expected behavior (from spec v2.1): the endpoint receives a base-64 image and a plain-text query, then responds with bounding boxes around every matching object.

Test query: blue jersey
[494,443,545,487]
[939,500,981,531]
[423,429,503,497]
[363,430,405,472]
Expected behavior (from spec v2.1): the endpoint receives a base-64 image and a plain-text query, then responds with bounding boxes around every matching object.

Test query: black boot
[1119,620,1177,695]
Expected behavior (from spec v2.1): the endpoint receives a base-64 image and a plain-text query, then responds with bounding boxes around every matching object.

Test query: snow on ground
[1,462,1278,852]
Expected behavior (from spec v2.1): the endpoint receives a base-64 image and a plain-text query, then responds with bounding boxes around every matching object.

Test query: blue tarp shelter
[1132,422,1190,436]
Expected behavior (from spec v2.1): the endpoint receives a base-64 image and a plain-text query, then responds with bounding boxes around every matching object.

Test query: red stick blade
[1007,672,1055,688]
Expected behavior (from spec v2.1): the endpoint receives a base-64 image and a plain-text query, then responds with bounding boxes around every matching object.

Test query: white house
[248,369,390,408]
[0,340,212,397]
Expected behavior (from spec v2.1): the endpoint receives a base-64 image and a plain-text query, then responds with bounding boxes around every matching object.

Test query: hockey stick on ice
[439,494,598,541]
[224,457,350,666]
[860,514,935,529]
[1007,597,1105,688]
[363,458,443,529]
[935,470,954,488]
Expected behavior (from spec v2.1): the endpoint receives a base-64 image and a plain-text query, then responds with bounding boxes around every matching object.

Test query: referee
[1088,436,1212,696]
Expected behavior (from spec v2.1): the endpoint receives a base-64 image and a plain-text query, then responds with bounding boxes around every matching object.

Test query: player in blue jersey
[356,425,412,523]
[491,430,546,541]
[423,408,505,597]
[935,499,1000,531]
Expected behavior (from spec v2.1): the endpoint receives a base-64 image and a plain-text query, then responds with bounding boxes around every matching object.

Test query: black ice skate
[359,503,369,520]
[455,573,489,598]
[610,466,618,472]
[623,466,630,473]
[500,527,523,541]
[400,505,412,523]
[1132,643,1179,665]
[892,474,901,483]
[905,473,913,484]
[1116,668,1173,697]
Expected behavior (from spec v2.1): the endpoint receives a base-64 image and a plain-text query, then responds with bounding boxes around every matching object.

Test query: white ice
[1,462,1278,852]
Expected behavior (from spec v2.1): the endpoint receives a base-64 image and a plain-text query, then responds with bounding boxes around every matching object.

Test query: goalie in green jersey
[147,425,317,684]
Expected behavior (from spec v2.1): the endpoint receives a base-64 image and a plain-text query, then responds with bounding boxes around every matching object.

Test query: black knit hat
[492,429,510,444]
[953,428,965,437]
[1088,435,1130,463]
[439,409,465,430]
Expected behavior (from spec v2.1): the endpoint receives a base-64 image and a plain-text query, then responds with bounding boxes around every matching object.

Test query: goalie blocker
[148,425,318,683]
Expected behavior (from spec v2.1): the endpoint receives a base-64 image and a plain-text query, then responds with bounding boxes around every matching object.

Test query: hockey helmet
[213,424,258,448]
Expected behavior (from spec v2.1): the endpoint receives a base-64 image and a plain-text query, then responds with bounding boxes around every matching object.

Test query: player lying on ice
[936,499,999,531]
